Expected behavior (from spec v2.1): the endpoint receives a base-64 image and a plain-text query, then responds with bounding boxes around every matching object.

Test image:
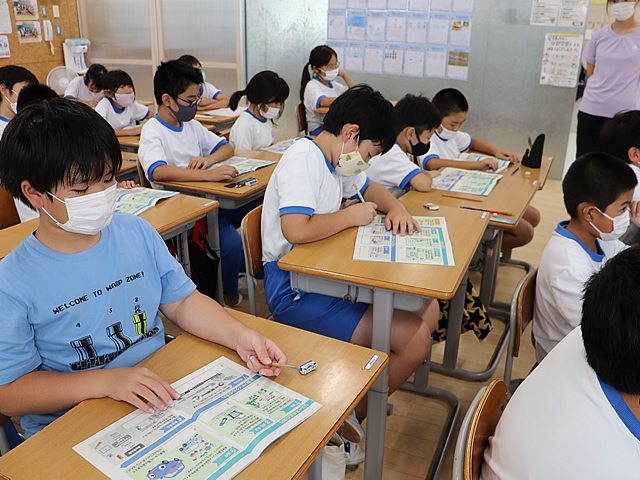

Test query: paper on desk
[209,156,276,175]
[354,215,455,266]
[73,356,322,480]
[458,152,510,174]
[261,138,296,154]
[431,167,502,196]
[114,187,179,216]
[201,106,246,117]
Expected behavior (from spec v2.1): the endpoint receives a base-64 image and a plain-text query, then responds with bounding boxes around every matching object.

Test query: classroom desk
[313,106,329,115]
[0,310,387,480]
[115,151,139,183]
[278,203,489,480]
[0,194,218,280]
[118,134,140,150]
[194,106,244,125]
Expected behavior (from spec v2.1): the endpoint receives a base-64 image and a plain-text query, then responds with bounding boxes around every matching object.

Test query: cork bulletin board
[0,0,80,83]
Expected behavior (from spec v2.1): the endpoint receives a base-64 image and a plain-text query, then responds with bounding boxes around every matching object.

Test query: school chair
[296,103,307,135]
[452,379,508,480]
[240,205,265,316]
[0,186,20,229]
[503,268,538,396]
[136,160,152,189]
[0,414,23,456]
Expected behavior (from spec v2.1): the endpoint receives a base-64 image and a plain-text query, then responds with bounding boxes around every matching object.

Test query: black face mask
[411,136,431,157]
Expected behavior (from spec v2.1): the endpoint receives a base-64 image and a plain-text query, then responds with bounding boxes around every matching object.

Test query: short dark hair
[562,152,637,218]
[0,98,122,209]
[84,63,107,90]
[432,88,469,118]
[102,69,135,94]
[601,110,640,164]
[395,94,442,135]
[323,84,398,155]
[229,70,289,111]
[582,247,640,394]
[0,65,37,105]
[17,84,58,111]
[178,54,200,68]
[153,60,203,105]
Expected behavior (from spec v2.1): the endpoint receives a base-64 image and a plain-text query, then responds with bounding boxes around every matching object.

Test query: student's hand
[188,156,212,169]
[429,170,441,178]
[630,201,640,227]
[100,367,180,414]
[347,201,378,226]
[206,165,239,182]
[495,149,519,163]
[117,180,139,189]
[385,204,420,236]
[478,158,500,171]
[237,330,287,377]
[87,98,99,108]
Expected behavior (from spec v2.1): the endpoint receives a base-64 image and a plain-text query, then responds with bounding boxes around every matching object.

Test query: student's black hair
[562,152,637,218]
[102,70,135,95]
[432,88,469,118]
[229,70,289,113]
[322,84,398,155]
[582,246,640,395]
[0,98,122,210]
[601,110,640,164]
[17,84,58,111]
[178,54,201,68]
[84,63,107,90]
[0,65,37,106]
[300,45,337,103]
[153,60,203,105]
[395,94,442,135]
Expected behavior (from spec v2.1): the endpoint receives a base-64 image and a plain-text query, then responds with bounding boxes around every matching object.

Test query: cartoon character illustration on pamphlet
[178,433,214,461]
[147,458,184,479]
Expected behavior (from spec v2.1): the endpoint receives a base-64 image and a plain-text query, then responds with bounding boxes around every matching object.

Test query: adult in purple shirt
[577,0,640,157]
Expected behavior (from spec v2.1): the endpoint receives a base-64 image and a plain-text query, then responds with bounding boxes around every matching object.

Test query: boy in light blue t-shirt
[0,98,286,438]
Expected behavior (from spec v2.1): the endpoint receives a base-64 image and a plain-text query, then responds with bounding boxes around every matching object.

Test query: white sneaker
[238,274,258,295]
[340,434,365,468]
[338,410,365,443]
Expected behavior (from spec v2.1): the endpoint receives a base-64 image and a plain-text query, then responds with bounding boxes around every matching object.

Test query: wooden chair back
[296,103,307,135]
[0,186,20,229]
[136,160,152,189]
[514,269,537,357]
[241,205,263,278]
[464,379,508,480]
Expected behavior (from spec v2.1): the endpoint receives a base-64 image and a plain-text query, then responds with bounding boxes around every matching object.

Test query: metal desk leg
[364,288,394,480]
[307,454,322,480]
[441,272,467,371]
[205,209,224,305]
[480,227,503,310]
[179,231,191,278]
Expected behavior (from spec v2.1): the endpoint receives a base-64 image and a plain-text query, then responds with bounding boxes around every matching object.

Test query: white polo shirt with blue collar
[367,142,422,198]
[417,129,473,170]
[95,97,150,131]
[303,76,349,136]
[532,220,627,362]
[200,82,222,100]
[138,114,228,185]
[229,109,274,151]
[64,75,104,102]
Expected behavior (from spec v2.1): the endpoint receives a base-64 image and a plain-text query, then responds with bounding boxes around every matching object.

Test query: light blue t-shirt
[0,212,196,437]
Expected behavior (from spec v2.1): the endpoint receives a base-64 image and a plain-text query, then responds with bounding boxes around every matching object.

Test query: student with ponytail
[229,71,290,151]
[300,45,355,136]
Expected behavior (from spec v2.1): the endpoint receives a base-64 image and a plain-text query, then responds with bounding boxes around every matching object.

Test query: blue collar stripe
[246,109,267,123]
[598,378,640,442]
[153,113,183,132]
[435,131,448,142]
[108,97,125,114]
[554,221,604,262]
[302,136,333,173]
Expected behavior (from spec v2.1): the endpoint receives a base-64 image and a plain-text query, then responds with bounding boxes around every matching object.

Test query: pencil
[353,184,366,203]
[442,193,482,203]
[271,362,297,370]
[460,206,515,216]
[511,166,520,176]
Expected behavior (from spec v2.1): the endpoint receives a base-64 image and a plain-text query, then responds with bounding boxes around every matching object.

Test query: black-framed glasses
[175,95,201,107]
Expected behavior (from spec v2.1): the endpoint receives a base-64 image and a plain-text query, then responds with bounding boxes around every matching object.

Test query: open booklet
[73,356,322,480]
[114,187,179,216]
[208,156,276,176]
[431,167,503,196]
[261,138,296,154]
[458,152,511,173]
[199,107,247,118]
[353,215,455,266]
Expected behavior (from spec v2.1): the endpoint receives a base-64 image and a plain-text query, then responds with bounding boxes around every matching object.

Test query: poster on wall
[0,35,10,57]
[16,20,41,43]
[328,0,476,80]
[531,0,589,27]
[540,33,583,87]
[0,1,12,34]
[12,0,38,21]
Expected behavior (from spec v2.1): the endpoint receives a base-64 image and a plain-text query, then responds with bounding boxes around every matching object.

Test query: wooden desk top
[195,107,244,125]
[118,134,140,148]
[314,106,329,115]
[278,203,489,300]
[0,310,387,480]
[117,152,138,175]
[154,150,282,200]
[424,156,553,229]
[0,193,218,260]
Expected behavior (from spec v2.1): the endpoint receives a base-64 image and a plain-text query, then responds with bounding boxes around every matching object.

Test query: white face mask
[3,89,18,114]
[610,2,636,21]
[261,105,280,120]
[334,138,370,177]
[42,183,118,235]
[114,92,135,108]
[589,207,630,241]
[437,126,458,140]
[320,68,339,82]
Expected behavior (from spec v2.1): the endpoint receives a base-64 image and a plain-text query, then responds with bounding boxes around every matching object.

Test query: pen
[270,362,297,370]
[353,184,365,203]
[511,166,520,176]
[460,206,515,216]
